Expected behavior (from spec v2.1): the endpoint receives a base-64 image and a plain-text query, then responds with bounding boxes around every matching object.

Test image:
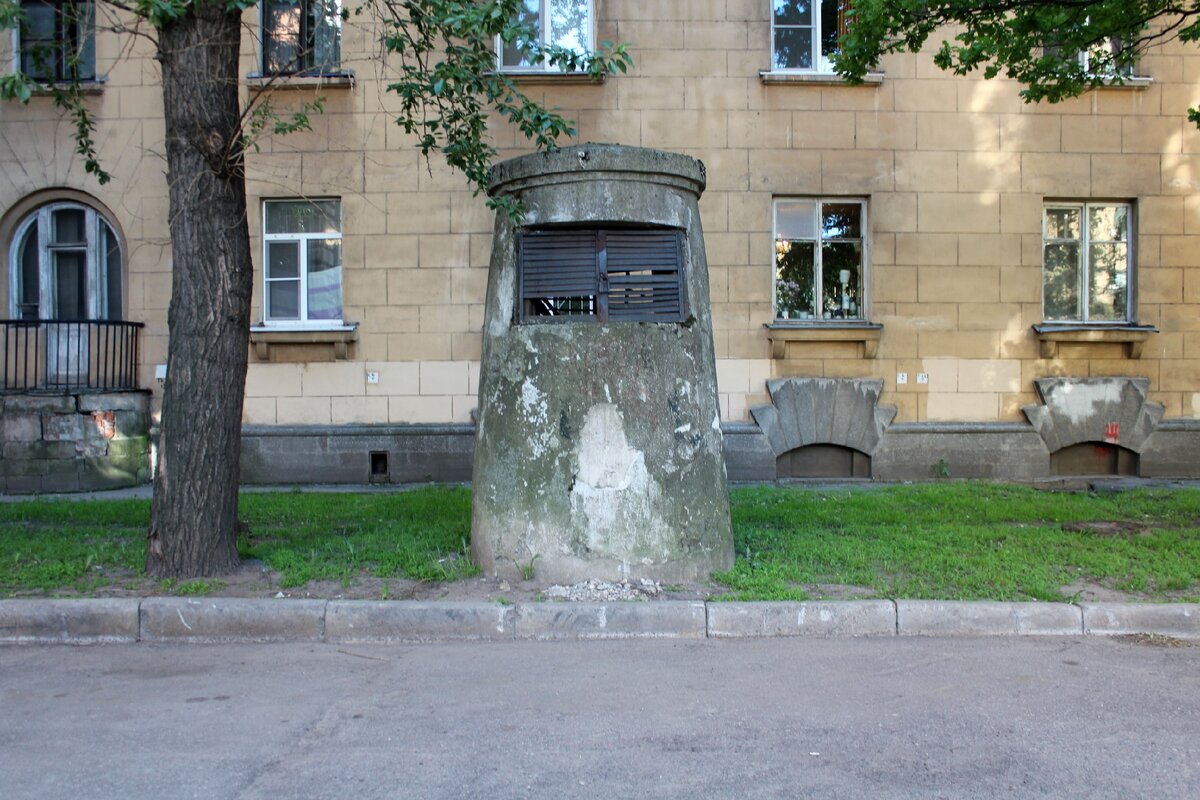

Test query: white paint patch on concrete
[1052,381,1124,426]
[488,268,514,337]
[575,404,642,490]
[519,378,555,457]
[570,403,667,560]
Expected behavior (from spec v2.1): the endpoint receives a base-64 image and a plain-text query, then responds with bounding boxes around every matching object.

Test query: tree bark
[147,4,251,577]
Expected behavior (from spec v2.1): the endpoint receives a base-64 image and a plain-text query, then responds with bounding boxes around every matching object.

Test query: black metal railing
[1,319,144,394]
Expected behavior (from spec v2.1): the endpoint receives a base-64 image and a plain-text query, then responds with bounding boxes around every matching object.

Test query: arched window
[8,201,122,321]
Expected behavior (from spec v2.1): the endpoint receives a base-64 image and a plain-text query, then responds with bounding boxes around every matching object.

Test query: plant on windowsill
[775,278,814,321]
[774,243,814,321]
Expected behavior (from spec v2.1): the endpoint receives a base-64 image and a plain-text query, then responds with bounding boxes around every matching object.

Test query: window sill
[764,322,883,359]
[759,70,884,86]
[27,79,106,96]
[1093,75,1153,90]
[487,70,606,85]
[250,324,358,361]
[1032,323,1157,359]
[245,72,355,90]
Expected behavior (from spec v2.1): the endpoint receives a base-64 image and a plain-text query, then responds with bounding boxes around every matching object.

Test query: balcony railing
[1,319,144,394]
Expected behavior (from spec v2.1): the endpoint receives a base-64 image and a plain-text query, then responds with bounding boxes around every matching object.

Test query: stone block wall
[0,392,151,493]
[239,424,475,485]
[2,4,1199,475]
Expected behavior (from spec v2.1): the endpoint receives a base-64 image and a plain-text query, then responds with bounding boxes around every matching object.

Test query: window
[1080,35,1134,78]
[261,0,342,76]
[1045,34,1134,80]
[497,0,593,72]
[518,228,685,323]
[262,199,342,324]
[771,0,851,73]
[15,0,95,82]
[773,199,865,322]
[1043,203,1132,323]
[8,201,120,320]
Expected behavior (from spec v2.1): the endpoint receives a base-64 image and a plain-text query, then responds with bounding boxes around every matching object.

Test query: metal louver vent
[518,228,685,323]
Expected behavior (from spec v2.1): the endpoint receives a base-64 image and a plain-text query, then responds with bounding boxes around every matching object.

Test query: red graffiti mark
[1104,422,1119,444]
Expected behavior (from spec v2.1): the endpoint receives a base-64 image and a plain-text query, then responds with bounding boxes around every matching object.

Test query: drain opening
[369,451,389,482]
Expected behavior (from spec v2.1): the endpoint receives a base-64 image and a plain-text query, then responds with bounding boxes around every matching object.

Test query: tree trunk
[147,5,251,578]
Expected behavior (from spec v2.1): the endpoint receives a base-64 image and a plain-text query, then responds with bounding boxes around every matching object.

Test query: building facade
[3,0,1199,490]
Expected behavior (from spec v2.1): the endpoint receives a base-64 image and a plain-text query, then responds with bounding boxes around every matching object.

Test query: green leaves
[242,95,324,153]
[836,0,1197,124]
[0,73,35,104]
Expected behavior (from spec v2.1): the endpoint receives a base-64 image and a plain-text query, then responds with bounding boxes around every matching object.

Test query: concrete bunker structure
[471,144,734,583]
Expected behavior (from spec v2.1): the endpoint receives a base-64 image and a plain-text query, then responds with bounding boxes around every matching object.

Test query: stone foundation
[234,421,1200,485]
[239,424,475,485]
[0,391,151,493]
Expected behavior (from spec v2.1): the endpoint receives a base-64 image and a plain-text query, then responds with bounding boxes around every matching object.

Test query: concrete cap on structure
[487,143,707,198]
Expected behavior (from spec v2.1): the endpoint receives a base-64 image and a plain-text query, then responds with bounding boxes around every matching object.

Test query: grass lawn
[719,483,1200,602]
[0,483,1198,601]
[0,487,477,597]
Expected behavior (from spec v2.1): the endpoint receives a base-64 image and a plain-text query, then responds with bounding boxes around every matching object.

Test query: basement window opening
[517,227,687,323]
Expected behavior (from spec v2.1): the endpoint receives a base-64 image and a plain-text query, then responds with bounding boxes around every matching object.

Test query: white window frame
[772,198,868,323]
[1042,201,1134,324]
[261,199,343,327]
[770,0,845,74]
[7,201,120,320]
[495,0,595,73]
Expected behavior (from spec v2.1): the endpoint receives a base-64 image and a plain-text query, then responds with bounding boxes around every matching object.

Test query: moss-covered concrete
[472,144,733,582]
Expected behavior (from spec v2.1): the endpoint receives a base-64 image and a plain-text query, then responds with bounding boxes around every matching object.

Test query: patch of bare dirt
[26,563,1194,605]
[1060,520,1153,537]
[1114,633,1196,648]
[46,561,726,603]
[806,583,880,600]
[1059,578,1200,604]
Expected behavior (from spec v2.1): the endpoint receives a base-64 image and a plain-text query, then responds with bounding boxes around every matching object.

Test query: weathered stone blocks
[0,390,150,493]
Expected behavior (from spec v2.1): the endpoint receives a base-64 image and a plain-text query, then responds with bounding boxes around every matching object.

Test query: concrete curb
[516,601,707,640]
[896,600,1084,636]
[326,601,515,643]
[1,598,1198,645]
[140,597,326,643]
[1081,602,1200,638]
[0,599,140,644]
[707,601,896,638]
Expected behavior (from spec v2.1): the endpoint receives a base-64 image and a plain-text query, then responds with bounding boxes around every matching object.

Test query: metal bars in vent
[517,228,686,323]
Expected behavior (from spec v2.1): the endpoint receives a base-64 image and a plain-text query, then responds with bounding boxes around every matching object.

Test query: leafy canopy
[835,0,1200,122]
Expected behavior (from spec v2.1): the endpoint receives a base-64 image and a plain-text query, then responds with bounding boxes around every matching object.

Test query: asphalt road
[1,636,1197,799]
